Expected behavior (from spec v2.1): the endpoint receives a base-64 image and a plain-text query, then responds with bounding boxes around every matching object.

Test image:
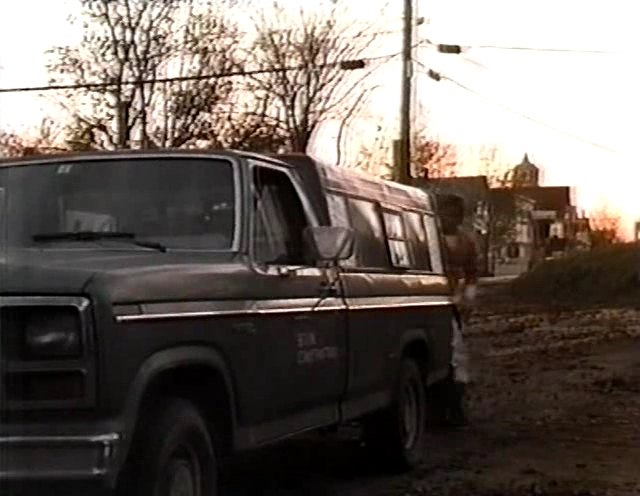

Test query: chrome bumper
[0,433,120,481]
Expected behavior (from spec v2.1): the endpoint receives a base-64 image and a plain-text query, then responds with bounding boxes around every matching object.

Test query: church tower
[507,153,540,188]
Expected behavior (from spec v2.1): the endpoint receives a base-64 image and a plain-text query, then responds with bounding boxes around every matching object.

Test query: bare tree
[411,133,458,179]
[48,0,180,149]
[148,2,241,148]
[353,138,394,179]
[0,120,65,157]
[0,131,34,157]
[477,144,512,187]
[245,3,383,153]
[335,85,381,167]
[47,0,282,151]
[351,131,458,182]
[590,204,622,245]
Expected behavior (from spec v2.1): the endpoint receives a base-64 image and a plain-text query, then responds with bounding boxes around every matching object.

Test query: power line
[417,61,616,153]
[469,44,622,54]
[447,79,616,152]
[458,55,490,71]
[0,36,430,95]
[421,38,622,55]
[0,53,399,95]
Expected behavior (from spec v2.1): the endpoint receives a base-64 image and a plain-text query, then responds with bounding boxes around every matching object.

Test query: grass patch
[503,243,640,309]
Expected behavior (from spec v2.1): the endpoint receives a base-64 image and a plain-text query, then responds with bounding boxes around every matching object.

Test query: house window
[383,211,411,268]
[550,222,564,239]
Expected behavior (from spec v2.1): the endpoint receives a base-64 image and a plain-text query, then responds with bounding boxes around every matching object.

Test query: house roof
[512,186,572,213]
[415,176,490,206]
[490,188,536,216]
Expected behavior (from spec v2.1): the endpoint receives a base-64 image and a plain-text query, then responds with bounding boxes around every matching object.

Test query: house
[489,188,537,276]
[415,175,492,276]
[504,154,577,258]
[513,186,577,257]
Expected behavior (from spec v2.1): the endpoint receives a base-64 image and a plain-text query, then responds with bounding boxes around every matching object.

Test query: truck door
[247,162,348,443]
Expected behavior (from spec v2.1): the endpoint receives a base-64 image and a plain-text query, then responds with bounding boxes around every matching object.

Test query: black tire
[117,398,217,496]
[363,357,427,471]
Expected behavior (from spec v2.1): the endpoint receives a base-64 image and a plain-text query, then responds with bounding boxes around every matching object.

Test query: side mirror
[303,226,355,263]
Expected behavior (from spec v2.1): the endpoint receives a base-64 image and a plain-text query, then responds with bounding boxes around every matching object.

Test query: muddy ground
[222,306,640,496]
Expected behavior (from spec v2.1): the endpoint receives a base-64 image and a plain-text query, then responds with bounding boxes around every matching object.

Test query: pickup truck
[0,150,458,496]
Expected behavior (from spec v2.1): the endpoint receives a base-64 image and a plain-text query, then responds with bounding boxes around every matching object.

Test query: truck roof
[0,149,435,213]
[0,148,247,168]
[268,152,435,213]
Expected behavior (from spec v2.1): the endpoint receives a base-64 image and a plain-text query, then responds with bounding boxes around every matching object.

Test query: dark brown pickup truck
[0,150,458,496]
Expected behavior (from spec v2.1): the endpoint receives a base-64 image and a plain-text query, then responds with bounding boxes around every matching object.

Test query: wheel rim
[166,447,201,496]
[401,377,421,450]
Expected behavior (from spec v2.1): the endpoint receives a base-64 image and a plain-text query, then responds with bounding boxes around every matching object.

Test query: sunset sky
[0,0,637,238]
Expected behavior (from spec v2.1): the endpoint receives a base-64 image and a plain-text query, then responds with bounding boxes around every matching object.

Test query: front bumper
[0,432,120,482]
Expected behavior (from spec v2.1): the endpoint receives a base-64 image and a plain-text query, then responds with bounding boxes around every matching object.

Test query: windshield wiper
[32,231,167,252]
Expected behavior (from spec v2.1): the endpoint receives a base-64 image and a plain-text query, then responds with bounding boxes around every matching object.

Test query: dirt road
[222,307,640,496]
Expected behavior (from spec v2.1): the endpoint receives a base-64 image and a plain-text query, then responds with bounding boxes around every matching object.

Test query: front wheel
[117,398,217,496]
[363,357,427,471]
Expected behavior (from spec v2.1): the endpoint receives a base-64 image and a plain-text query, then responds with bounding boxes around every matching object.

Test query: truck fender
[397,328,430,357]
[116,345,238,472]
[395,328,430,376]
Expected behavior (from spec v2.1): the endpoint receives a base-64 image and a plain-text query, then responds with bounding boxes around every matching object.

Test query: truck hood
[0,248,249,302]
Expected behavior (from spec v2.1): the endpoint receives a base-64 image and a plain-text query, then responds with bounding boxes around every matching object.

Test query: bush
[507,243,640,308]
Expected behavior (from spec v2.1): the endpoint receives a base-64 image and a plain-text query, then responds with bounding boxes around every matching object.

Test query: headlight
[23,308,82,359]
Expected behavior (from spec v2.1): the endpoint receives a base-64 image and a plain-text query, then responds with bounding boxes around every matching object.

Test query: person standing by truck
[437,194,479,427]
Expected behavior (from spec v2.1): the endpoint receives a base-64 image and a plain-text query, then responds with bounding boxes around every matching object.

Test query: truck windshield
[0,156,236,251]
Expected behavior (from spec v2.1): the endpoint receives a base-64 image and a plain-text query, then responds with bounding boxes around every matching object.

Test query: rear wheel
[363,357,427,471]
[117,398,217,496]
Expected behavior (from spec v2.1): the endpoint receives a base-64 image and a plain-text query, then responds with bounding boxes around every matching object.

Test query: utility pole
[395,0,413,185]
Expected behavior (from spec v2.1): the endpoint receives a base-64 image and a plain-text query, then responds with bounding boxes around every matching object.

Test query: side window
[382,210,411,268]
[404,211,432,270]
[348,198,389,269]
[252,166,309,266]
[326,193,356,267]
[423,214,444,274]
